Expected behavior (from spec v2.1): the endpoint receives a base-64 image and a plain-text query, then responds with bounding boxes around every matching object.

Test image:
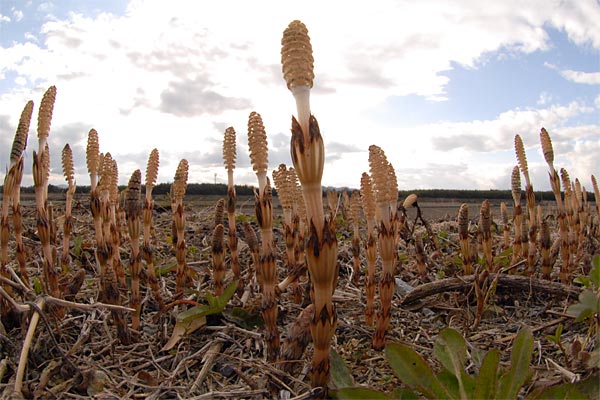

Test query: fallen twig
[400,274,580,308]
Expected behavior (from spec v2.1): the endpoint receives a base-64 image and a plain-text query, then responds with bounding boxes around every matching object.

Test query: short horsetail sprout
[172,159,189,294]
[479,200,493,271]
[142,148,163,307]
[593,175,599,224]
[510,165,524,267]
[214,198,225,227]
[369,144,398,350]
[348,190,362,285]
[560,168,577,279]
[280,304,314,374]
[223,127,240,291]
[61,144,76,271]
[360,172,377,326]
[242,221,260,290]
[500,202,510,250]
[282,20,337,392]
[125,169,142,331]
[211,224,226,296]
[540,213,552,280]
[458,203,472,275]
[326,188,338,219]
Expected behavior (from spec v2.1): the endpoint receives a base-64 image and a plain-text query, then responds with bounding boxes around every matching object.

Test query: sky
[0,0,599,192]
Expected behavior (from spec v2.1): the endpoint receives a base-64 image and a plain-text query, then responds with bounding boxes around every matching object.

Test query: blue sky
[0,0,598,191]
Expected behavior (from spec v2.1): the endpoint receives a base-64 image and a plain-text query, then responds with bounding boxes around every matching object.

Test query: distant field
[15,192,558,223]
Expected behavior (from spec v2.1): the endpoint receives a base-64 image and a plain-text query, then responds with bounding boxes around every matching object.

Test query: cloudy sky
[0,0,598,191]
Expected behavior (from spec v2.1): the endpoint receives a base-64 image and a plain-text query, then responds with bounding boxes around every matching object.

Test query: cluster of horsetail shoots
[282,20,338,391]
[86,129,130,344]
[143,148,163,307]
[273,163,302,301]
[368,144,398,350]
[172,159,189,295]
[514,134,538,275]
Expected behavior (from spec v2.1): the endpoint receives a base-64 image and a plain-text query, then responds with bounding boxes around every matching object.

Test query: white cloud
[0,14,11,23]
[595,94,600,108]
[559,69,600,84]
[24,32,37,42]
[12,9,24,22]
[0,0,598,190]
[537,91,554,105]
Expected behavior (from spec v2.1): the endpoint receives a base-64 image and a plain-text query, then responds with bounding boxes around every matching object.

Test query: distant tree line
[5,184,595,202]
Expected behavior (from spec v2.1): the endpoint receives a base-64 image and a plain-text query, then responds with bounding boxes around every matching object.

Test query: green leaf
[386,342,450,399]
[330,349,355,389]
[177,280,238,323]
[391,388,419,400]
[433,328,469,400]
[590,255,600,288]
[156,261,177,276]
[567,289,600,322]
[435,370,460,399]
[332,388,391,400]
[497,326,533,400]
[474,349,499,399]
